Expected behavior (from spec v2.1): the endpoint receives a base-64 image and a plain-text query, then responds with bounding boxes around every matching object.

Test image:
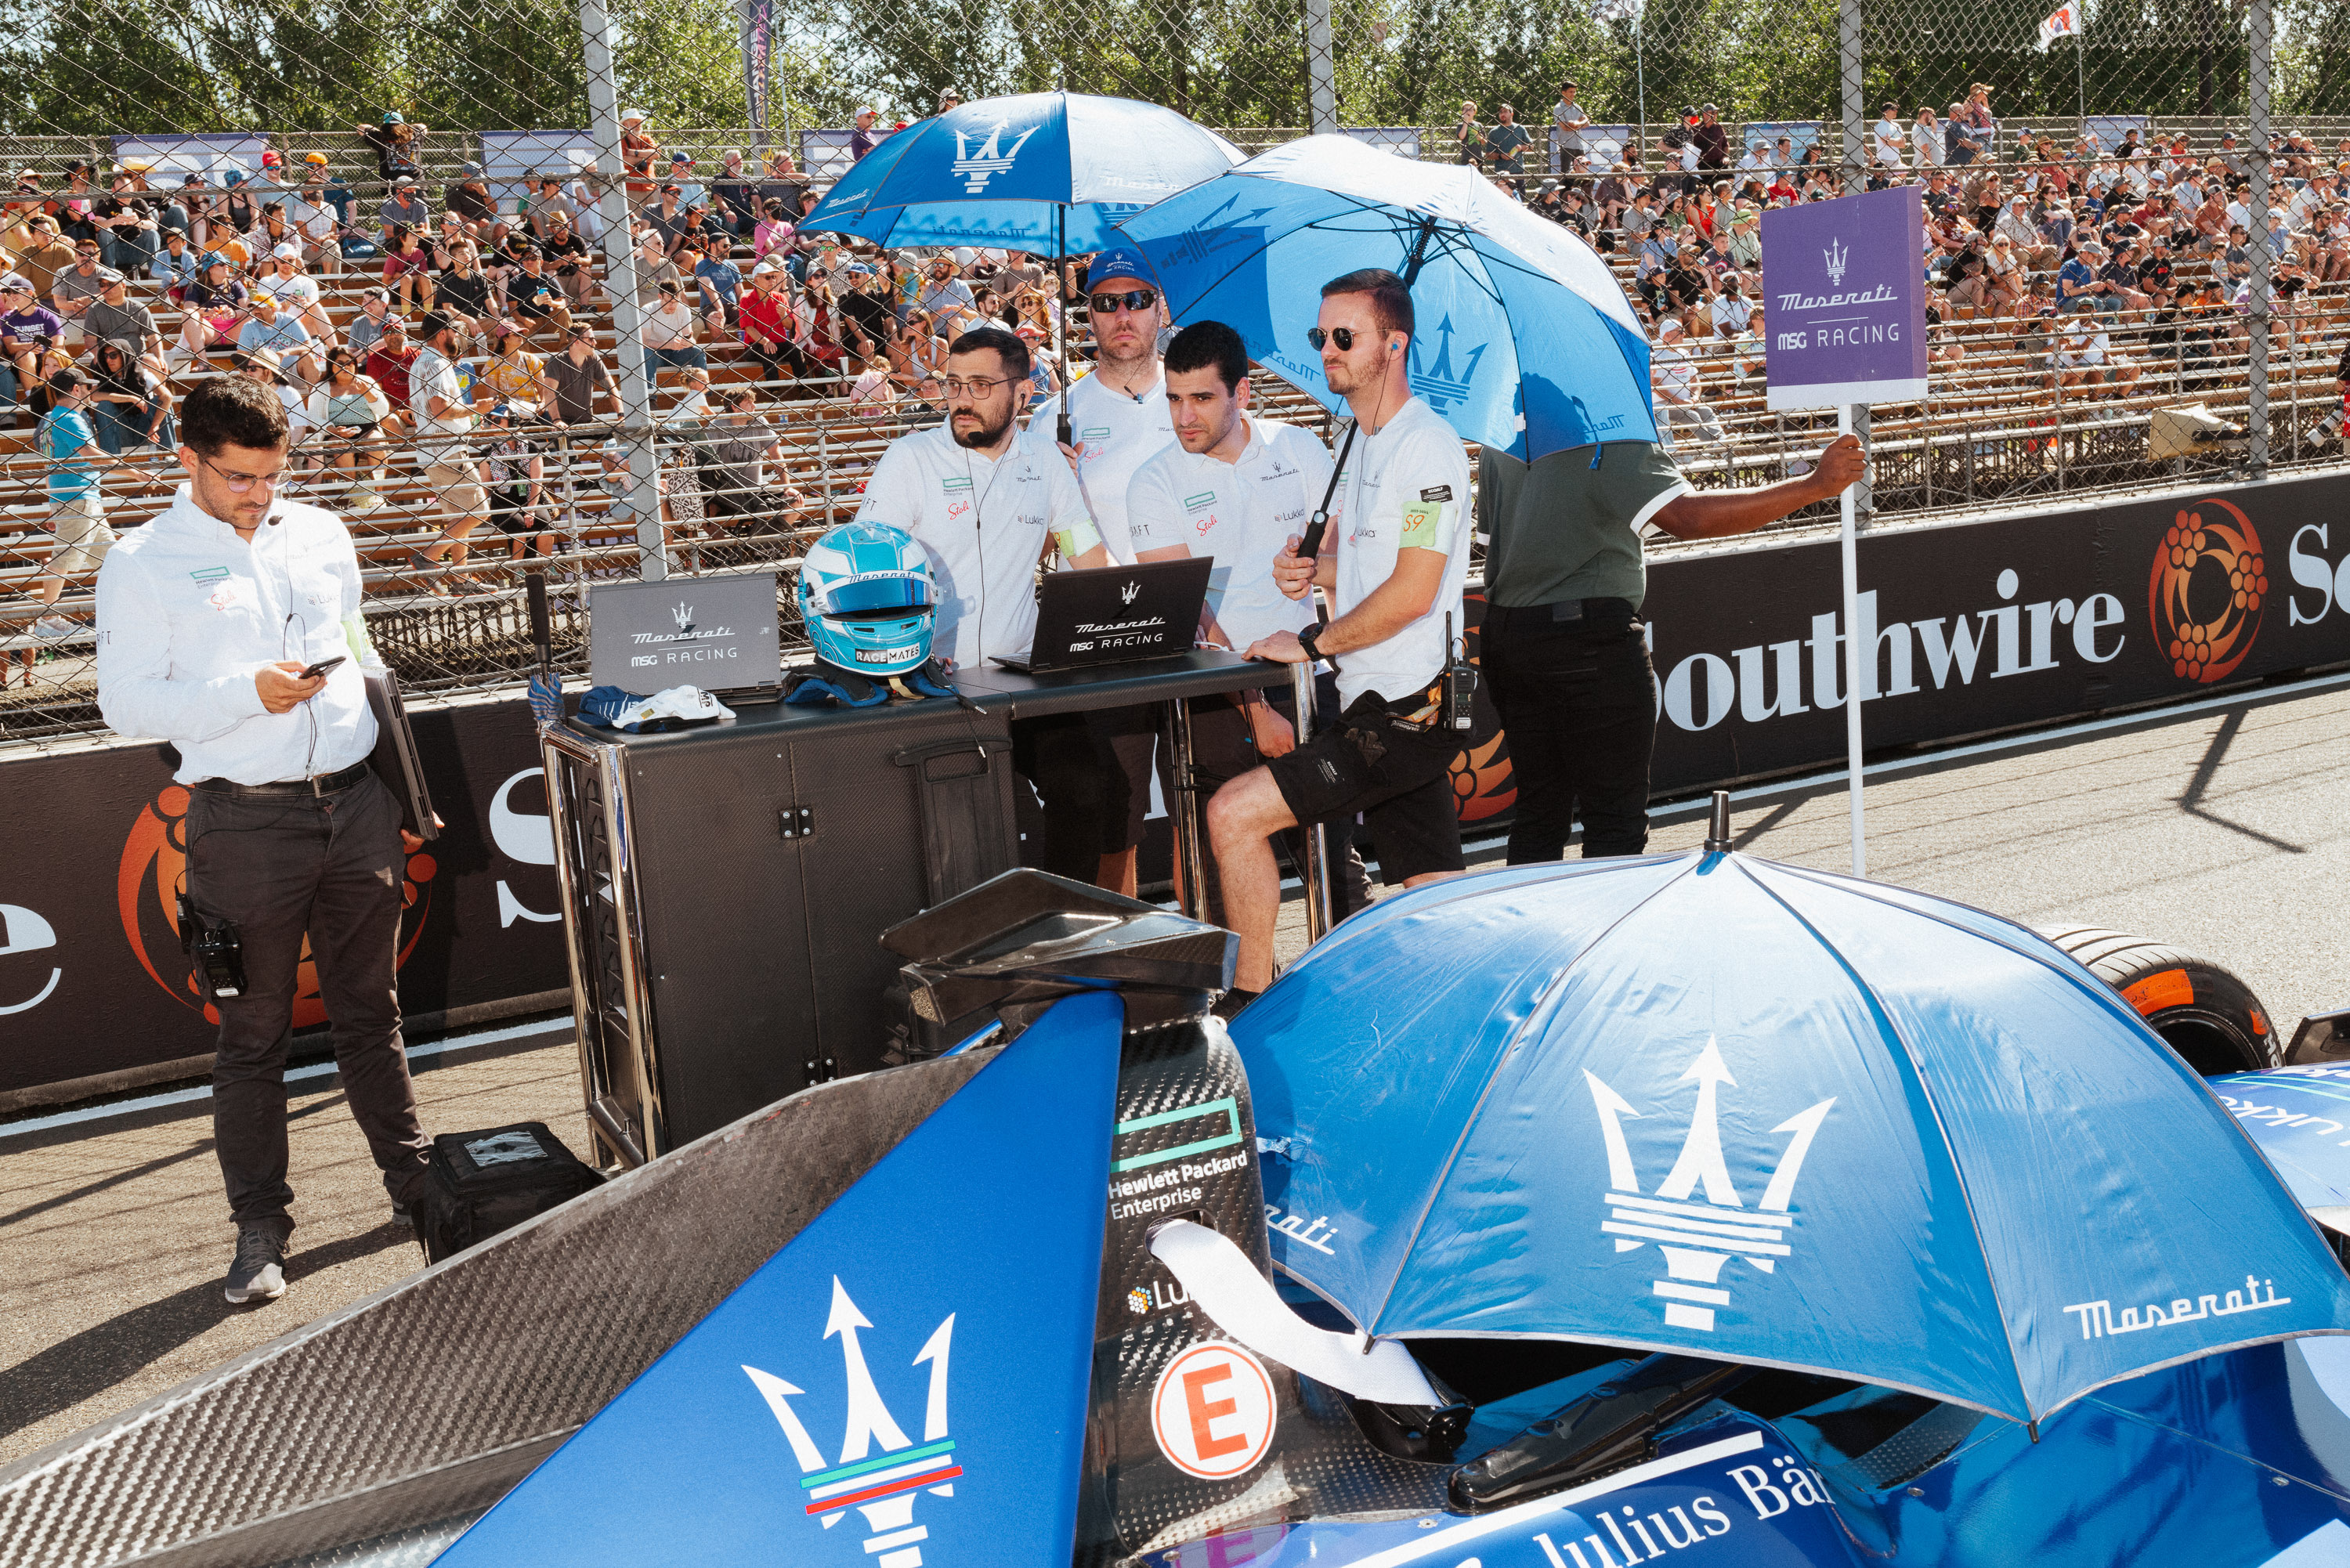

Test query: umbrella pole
[1056,206,1073,450]
[1840,403,1865,877]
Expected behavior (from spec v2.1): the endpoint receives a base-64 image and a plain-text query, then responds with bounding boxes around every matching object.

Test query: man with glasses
[1032,245,1179,893]
[1205,268,1476,1010]
[96,375,438,1307]
[854,324,1116,881]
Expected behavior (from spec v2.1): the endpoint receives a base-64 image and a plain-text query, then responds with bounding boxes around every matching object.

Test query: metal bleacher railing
[0,0,2341,745]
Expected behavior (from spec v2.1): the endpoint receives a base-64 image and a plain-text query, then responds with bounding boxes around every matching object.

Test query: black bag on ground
[412,1122,604,1264]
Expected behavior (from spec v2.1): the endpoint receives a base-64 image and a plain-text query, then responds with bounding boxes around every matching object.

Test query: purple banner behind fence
[1762,185,1928,410]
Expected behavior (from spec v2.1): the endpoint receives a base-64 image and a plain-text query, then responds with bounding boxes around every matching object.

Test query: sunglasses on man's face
[1306,325,1375,352]
[1088,287,1157,316]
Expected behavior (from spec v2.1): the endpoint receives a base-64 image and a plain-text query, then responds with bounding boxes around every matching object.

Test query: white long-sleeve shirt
[96,486,378,784]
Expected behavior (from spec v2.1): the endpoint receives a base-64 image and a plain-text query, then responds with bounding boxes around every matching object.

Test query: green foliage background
[0,0,2340,145]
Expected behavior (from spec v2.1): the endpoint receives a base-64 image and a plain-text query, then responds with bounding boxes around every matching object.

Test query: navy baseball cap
[1084,244,1157,291]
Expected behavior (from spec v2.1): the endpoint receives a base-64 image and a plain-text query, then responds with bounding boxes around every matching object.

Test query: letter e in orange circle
[1182,1364,1246,1459]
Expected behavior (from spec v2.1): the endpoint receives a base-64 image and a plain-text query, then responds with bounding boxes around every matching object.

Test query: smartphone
[298,656,346,681]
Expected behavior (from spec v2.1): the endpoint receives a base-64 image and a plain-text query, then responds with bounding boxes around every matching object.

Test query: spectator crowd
[3,90,2347,677]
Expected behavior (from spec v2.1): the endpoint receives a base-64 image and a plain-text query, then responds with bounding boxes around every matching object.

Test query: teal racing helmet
[796,521,937,677]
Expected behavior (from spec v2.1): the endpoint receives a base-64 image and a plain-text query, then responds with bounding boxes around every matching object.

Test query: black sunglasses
[1306,325,1372,352]
[1087,287,1157,316]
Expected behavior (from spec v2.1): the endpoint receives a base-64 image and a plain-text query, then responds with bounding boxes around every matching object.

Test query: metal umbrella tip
[1703,789,1733,853]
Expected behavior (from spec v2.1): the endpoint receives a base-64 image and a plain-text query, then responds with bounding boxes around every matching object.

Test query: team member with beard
[1034,245,1180,894]
[1125,320,1372,924]
[854,325,1115,880]
[1206,269,1474,1010]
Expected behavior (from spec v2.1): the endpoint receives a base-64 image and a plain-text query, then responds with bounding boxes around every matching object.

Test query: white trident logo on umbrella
[1585,1041,1835,1331]
[743,1278,959,1563]
[951,120,1041,195]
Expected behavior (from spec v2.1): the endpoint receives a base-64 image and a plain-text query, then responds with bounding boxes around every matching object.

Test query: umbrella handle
[1056,208,1074,450]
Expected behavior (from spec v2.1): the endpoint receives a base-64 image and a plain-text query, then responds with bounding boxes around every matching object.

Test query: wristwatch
[1296,622,1325,663]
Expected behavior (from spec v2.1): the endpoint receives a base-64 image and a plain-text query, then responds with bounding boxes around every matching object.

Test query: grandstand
[2,108,2343,742]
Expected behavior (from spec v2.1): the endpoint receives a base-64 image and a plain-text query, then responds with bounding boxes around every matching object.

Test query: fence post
[1303,0,1338,134]
[2246,0,2272,478]
[580,0,665,581]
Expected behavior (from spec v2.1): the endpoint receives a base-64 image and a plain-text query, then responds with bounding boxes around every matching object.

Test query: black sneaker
[223,1223,288,1305]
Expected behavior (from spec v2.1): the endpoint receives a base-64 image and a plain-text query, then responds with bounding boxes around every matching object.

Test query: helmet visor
[819,574,932,620]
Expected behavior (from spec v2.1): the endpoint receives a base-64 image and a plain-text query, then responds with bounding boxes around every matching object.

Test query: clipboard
[366,667,440,840]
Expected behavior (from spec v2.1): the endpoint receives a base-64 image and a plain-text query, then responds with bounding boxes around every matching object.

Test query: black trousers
[186,769,431,1234]
[1011,713,1118,882]
[1480,600,1659,862]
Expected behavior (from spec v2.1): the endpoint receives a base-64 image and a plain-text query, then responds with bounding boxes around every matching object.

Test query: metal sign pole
[1839,403,1864,878]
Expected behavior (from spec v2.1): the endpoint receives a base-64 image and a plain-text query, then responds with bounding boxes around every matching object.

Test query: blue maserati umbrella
[798,92,1242,255]
[1115,133,1658,460]
[1231,851,2350,1425]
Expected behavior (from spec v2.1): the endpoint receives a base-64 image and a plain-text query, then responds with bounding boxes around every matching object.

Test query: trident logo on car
[743,1278,959,1560]
[1585,1040,1835,1331]
[951,119,1040,195]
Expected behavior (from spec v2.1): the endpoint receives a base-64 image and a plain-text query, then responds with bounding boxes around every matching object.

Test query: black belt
[1480,596,1638,626]
[191,761,373,799]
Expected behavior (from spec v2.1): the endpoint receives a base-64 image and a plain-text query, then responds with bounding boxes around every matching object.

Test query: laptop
[992,558,1215,675]
[589,572,783,700]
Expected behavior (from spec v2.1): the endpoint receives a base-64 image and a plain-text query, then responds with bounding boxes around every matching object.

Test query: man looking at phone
[96,375,436,1310]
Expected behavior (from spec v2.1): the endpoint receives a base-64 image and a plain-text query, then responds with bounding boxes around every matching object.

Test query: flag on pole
[2037,2,2081,49]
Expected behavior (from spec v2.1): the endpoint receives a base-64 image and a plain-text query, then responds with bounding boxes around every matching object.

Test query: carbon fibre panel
[0,1052,988,1568]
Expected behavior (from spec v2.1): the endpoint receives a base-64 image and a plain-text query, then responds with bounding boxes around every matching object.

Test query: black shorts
[488,485,542,535]
[1086,703,1160,853]
[1265,690,1465,884]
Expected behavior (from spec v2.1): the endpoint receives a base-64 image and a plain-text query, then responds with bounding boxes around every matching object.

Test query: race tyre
[2037,925,2278,1076]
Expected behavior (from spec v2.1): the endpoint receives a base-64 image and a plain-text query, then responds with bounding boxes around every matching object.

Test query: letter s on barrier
[2289,524,2331,626]
[2071,593,2124,663]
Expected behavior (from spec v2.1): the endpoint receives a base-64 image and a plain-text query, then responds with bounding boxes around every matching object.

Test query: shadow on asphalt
[0,1219,418,1447]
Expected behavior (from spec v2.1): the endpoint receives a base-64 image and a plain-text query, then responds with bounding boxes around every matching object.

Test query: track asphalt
[4,675,2345,1469]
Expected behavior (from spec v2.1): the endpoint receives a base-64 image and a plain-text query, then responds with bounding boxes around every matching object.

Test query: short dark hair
[1320,267,1413,338]
[949,324,1029,383]
[1164,320,1249,392]
[181,374,288,456]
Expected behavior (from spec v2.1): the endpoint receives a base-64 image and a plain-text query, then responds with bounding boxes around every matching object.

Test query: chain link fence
[0,0,2342,742]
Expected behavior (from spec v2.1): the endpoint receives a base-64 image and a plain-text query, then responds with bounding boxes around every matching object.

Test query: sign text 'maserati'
[1762,186,1929,410]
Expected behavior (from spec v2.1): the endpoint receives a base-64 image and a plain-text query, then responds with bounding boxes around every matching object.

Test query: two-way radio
[176,891,248,998]
[1442,611,1478,733]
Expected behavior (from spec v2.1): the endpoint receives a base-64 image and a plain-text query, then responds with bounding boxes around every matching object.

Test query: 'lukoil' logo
[744,1278,959,1560]
[950,119,1040,194]
[1585,1040,1835,1332]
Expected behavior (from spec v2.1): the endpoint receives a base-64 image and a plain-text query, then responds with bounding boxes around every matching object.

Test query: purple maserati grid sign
[1762,185,1929,410]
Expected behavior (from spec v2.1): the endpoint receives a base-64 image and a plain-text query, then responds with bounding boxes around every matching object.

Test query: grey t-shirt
[1477,441,1691,611]
[86,296,157,346]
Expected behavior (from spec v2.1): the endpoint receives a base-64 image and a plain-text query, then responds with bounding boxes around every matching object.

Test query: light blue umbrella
[800,91,1241,443]
[1115,133,1658,461]
[799,92,1242,255]
[1231,851,2350,1425]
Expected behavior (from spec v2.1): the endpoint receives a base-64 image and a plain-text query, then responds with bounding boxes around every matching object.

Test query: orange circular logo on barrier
[117,784,438,1028]
[2148,500,2265,685]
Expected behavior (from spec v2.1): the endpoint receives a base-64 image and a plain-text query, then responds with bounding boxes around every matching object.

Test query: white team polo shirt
[1036,367,1174,563]
[855,421,1101,670]
[1126,415,1334,652]
[1332,396,1473,708]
